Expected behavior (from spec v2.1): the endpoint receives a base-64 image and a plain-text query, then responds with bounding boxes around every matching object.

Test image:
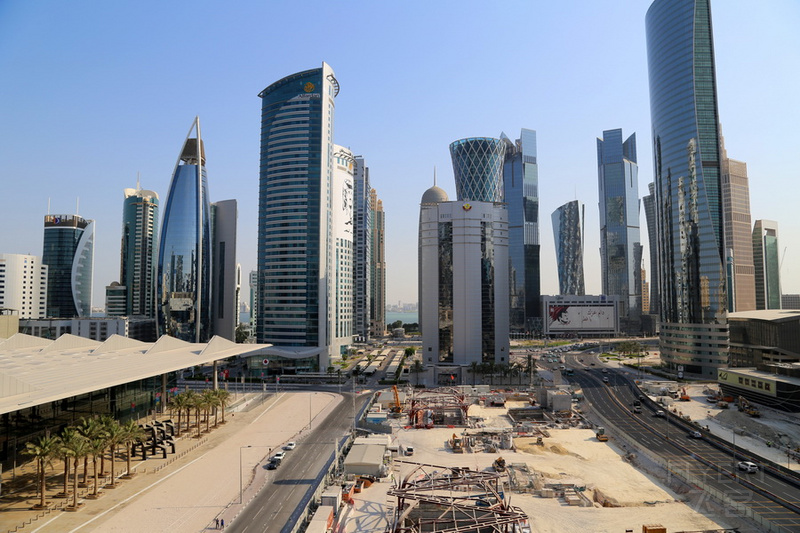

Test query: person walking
[215,518,219,529]
[221,518,225,529]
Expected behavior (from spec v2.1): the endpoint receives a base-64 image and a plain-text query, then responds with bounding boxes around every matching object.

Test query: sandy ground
[340,401,735,533]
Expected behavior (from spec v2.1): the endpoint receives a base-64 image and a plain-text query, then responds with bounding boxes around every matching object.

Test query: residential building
[120,184,159,317]
[43,214,95,318]
[720,133,756,312]
[353,156,372,341]
[502,129,541,334]
[0,253,48,319]
[332,145,355,356]
[157,117,212,342]
[419,194,509,385]
[105,281,126,316]
[370,189,385,338]
[597,129,642,332]
[552,200,585,296]
[753,220,781,310]
[211,199,238,341]
[642,269,650,314]
[646,0,728,378]
[257,63,339,372]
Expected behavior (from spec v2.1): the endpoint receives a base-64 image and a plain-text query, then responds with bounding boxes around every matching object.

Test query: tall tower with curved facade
[43,214,94,318]
[157,117,211,342]
[257,63,338,371]
[121,184,159,317]
[450,138,506,202]
[647,0,728,378]
[552,200,585,296]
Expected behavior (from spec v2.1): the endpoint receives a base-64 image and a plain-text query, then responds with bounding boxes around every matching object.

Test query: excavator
[738,396,761,417]
[493,456,506,472]
[679,387,691,401]
[449,433,463,453]
[389,385,403,417]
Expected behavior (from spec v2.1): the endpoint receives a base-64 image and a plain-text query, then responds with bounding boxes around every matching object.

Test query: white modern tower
[0,254,48,319]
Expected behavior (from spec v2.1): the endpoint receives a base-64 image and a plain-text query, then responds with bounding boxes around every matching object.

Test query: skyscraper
[257,63,339,371]
[720,134,756,312]
[332,145,355,355]
[43,214,95,318]
[597,129,642,331]
[647,0,728,378]
[211,199,238,341]
[370,189,386,338]
[450,137,506,202]
[552,200,585,296]
[353,156,373,341]
[502,129,541,333]
[752,220,781,310]
[642,182,660,318]
[157,117,212,342]
[120,184,159,317]
[0,254,48,319]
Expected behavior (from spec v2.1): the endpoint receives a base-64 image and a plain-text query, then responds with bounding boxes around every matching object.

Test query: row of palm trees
[23,416,145,510]
[167,388,231,439]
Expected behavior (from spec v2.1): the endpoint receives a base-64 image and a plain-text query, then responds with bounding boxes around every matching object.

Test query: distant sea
[386,311,418,325]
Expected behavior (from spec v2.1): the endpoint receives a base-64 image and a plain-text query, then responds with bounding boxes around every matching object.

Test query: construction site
[336,385,742,533]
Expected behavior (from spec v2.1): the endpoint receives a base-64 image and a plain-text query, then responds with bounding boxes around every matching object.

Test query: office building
[552,200,585,296]
[641,269,650,314]
[753,220,781,310]
[43,214,95,318]
[105,281,126,316]
[0,254,48,319]
[157,117,212,342]
[502,129,541,333]
[782,294,800,310]
[597,129,642,331]
[332,145,355,355]
[419,194,509,384]
[249,270,258,330]
[353,156,373,341]
[642,182,660,318]
[211,199,238,341]
[450,137,505,202]
[720,134,756,312]
[257,63,339,372]
[370,189,385,338]
[120,184,159,317]
[646,0,728,378]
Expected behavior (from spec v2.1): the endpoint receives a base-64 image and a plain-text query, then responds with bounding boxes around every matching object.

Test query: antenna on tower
[76,198,80,215]
[47,198,51,215]
[137,171,141,190]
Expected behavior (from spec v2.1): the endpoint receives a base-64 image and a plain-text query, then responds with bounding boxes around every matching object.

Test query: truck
[449,433,463,453]
[596,427,609,442]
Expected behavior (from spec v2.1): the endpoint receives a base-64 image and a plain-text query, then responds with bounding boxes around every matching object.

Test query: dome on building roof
[421,185,448,204]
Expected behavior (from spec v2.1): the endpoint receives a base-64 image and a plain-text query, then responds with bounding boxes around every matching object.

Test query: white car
[272,451,285,461]
[737,461,758,473]
[283,441,296,450]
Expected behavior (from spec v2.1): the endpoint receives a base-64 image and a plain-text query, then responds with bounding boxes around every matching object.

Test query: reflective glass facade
[597,129,642,330]
[257,63,337,353]
[753,220,781,310]
[450,138,505,202]
[552,201,585,296]
[121,187,159,317]
[642,182,659,318]
[647,0,728,377]
[43,214,94,318]
[157,118,211,342]
[353,157,372,339]
[502,129,541,333]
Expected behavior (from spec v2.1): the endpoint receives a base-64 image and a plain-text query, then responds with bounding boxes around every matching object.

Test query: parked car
[737,461,758,473]
[284,442,296,450]
[687,431,702,439]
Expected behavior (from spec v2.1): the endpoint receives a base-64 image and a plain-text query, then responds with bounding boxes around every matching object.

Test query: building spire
[433,166,437,187]
[136,171,141,191]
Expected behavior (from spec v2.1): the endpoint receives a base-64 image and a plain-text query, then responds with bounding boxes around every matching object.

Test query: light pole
[731,428,736,478]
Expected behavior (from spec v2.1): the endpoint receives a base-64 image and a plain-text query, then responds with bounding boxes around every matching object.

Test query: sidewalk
[0,390,341,533]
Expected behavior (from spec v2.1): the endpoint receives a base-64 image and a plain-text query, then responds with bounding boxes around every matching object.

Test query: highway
[563,354,800,531]
[229,391,372,533]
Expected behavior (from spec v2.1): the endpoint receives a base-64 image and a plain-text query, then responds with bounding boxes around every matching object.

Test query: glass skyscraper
[597,129,642,331]
[502,129,541,333]
[647,0,728,378]
[257,63,338,369]
[552,200,585,296]
[353,156,372,340]
[120,184,159,317]
[752,220,781,310]
[43,214,95,318]
[157,117,211,342]
[642,182,660,319]
[450,138,506,203]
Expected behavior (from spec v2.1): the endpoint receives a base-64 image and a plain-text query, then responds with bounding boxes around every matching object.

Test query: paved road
[229,392,371,533]
[566,357,800,531]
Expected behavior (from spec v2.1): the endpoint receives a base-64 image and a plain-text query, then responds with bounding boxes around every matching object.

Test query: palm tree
[87,437,106,498]
[102,418,125,488]
[170,393,189,436]
[62,431,90,509]
[55,427,80,498]
[411,360,424,387]
[469,361,480,387]
[120,420,146,479]
[77,417,106,486]
[200,390,216,433]
[183,390,199,434]
[212,388,231,425]
[23,435,59,509]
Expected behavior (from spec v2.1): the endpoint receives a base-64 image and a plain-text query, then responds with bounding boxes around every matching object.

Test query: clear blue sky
[1,1,798,310]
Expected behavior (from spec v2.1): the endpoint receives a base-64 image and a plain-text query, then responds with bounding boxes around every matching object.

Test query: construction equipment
[389,385,403,417]
[492,456,506,472]
[449,433,463,453]
[679,387,691,401]
[595,427,609,442]
[738,396,761,417]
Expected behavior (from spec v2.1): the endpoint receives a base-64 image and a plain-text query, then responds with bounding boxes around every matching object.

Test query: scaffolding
[406,388,471,428]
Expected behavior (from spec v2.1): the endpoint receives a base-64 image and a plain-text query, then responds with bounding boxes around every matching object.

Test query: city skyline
[1,1,798,309]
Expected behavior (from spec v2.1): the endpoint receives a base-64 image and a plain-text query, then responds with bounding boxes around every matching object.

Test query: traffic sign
[263,359,270,366]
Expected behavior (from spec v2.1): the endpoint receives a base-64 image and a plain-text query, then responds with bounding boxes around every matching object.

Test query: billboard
[547,304,615,331]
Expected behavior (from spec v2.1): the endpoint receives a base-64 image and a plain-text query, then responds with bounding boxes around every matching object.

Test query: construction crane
[389,385,403,417]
